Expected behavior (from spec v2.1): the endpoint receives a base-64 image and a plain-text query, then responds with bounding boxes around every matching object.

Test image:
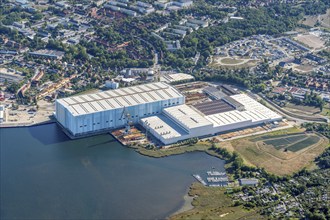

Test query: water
[0,123,225,220]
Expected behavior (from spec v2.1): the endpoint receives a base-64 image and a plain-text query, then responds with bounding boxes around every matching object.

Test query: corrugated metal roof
[57,82,183,116]
[163,104,213,130]
[141,115,186,140]
[205,94,282,127]
[230,94,281,120]
[162,73,194,83]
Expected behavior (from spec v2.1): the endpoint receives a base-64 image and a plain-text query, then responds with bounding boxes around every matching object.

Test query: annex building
[55,82,282,143]
[140,93,282,145]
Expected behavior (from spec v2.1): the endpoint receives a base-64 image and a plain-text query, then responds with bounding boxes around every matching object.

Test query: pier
[192,174,207,186]
[193,169,229,187]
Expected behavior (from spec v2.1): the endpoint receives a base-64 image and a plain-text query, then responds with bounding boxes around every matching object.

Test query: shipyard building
[55,82,282,143]
[141,94,282,144]
[55,82,185,137]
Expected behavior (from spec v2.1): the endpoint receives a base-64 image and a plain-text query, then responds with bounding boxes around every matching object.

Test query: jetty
[192,174,207,186]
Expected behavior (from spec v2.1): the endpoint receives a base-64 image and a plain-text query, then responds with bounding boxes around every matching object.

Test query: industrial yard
[98,80,329,177]
[0,99,55,127]
[54,81,283,145]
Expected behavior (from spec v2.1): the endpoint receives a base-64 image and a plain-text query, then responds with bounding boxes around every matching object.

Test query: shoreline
[0,123,208,219]
[0,123,212,219]
[170,191,195,218]
[0,119,55,128]
[1,123,322,219]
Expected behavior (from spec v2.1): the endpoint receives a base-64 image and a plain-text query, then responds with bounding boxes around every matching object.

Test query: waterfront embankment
[0,118,55,128]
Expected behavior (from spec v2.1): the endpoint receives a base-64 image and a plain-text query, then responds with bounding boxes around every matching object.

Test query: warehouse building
[140,93,282,145]
[55,82,185,137]
[161,73,195,83]
[203,86,226,100]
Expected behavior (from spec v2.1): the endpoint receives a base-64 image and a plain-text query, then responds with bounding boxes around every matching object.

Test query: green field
[171,183,263,220]
[221,58,245,64]
[261,133,321,152]
[285,135,309,143]
[321,105,330,116]
[264,138,291,149]
[263,134,307,150]
[252,132,305,141]
[287,136,321,152]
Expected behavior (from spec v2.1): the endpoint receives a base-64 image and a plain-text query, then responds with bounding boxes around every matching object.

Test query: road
[215,124,294,142]
[134,36,162,81]
[318,14,330,28]
[257,94,329,124]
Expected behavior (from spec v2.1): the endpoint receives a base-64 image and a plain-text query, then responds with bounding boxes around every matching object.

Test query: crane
[120,107,132,134]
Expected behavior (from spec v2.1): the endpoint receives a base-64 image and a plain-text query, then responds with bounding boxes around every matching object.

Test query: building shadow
[28,123,70,145]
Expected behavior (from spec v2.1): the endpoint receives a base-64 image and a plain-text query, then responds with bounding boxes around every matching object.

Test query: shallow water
[0,123,225,219]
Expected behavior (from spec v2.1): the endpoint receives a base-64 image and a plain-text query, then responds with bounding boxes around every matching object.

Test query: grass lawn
[262,134,308,150]
[250,127,304,141]
[283,103,321,116]
[321,105,330,117]
[134,142,211,158]
[221,58,244,64]
[285,134,309,143]
[130,127,328,219]
[209,56,258,69]
[264,138,291,149]
[170,183,264,220]
[287,135,321,152]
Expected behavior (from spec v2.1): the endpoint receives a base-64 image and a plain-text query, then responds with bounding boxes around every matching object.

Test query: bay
[0,123,225,220]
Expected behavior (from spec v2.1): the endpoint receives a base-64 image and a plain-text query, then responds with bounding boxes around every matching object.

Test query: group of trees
[315,147,330,169]
[196,67,270,92]
[47,37,154,70]
[303,123,330,139]
[5,82,20,94]
[0,4,44,25]
[174,137,199,147]
[153,0,330,70]
[290,168,330,219]
[179,2,227,19]
[291,92,325,110]
[209,143,245,177]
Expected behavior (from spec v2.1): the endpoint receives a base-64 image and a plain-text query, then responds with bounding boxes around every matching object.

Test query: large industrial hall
[140,93,282,144]
[55,82,282,143]
[55,82,185,136]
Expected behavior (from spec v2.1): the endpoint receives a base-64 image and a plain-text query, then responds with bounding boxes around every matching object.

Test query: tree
[210,142,216,150]
[6,83,20,93]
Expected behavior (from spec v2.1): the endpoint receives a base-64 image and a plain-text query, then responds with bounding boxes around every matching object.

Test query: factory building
[55,82,185,137]
[140,94,282,145]
[161,73,195,83]
[56,82,282,143]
